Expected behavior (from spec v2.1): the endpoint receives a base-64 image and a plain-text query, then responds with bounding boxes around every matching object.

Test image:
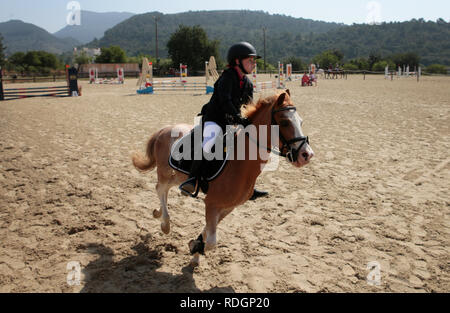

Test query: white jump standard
[251,62,286,93]
[89,67,124,84]
[137,58,213,95]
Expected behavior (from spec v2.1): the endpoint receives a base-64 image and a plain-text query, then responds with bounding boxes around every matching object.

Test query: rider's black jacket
[199,67,253,129]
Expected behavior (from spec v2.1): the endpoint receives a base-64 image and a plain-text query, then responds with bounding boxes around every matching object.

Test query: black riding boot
[179,159,204,197]
[250,188,269,201]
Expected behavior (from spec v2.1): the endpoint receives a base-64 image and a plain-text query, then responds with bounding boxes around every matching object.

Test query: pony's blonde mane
[241,91,290,121]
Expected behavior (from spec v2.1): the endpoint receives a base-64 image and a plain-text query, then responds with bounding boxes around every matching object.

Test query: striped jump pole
[252,63,258,92]
[0,66,79,101]
[277,61,285,89]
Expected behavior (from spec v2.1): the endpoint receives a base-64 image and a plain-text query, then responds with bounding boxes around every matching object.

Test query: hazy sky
[0,0,448,33]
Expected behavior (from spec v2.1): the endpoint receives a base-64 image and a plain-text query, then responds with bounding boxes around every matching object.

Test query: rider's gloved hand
[240,117,252,127]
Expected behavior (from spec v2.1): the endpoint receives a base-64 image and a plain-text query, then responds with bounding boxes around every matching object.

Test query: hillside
[1,11,448,66]
[90,11,449,65]
[90,10,343,61]
[296,19,450,65]
[0,20,80,55]
[54,10,135,44]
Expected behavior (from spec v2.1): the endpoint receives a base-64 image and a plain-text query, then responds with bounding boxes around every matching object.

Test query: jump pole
[180,64,187,83]
[137,61,212,95]
[252,63,258,92]
[117,67,124,84]
[285,64,301,82]
[90,67,124,84]
[89,68,98,84]
[286,64,292,80]
[277,61,285,89]
[204,60,215,94]
[1,66,79,101]
[251,63,277,93]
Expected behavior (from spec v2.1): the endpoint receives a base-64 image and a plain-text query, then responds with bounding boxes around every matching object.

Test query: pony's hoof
[189,259,199,268]
[161,221,170,234]
[188,238,206,255]
[153,209,162,218]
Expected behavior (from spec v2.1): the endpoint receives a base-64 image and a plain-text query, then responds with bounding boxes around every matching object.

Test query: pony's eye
[279,120,290,127]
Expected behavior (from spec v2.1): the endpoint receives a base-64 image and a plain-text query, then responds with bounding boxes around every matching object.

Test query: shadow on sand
[79,234,234,293]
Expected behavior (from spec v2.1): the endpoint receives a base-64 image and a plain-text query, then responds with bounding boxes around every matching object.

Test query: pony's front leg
[188,207,231,267]
[188,211,219,268]
[189,228,206,267]
[204,207,234,251]
[204,207,220,252]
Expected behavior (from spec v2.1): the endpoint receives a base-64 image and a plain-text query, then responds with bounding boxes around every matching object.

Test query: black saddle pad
[169,125,231,182]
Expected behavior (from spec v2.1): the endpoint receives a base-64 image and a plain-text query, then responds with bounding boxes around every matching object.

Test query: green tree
[348,57,370,70]
[127,54,154,64]
[256,58,276,72]
[23,51,41,69]
[372,60,389,72]
[425,64,447,74]
[8,52,26,69]
[8,51,61,73]
[167,25,219,73]
[390,52,420,68]
[282,56,305,71]
[342,63,359,71]
[368,53,381,71]
[312,50,343,69]
[330,49,344,62]
[95,46,127,63]
[75,51,92,65]
[37,51,59,68]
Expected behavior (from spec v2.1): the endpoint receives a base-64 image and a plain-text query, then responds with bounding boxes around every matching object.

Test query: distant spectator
[302,73,311,86]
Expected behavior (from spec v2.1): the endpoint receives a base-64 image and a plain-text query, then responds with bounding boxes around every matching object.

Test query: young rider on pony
[179,42,268,201]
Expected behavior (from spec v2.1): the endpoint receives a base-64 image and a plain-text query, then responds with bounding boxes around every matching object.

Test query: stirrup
[179,177,200,198]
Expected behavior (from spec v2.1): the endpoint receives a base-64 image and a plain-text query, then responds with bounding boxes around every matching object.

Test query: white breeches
[202,121,222,154]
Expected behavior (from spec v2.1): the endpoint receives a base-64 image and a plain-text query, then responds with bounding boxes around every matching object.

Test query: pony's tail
[132,132,158,172]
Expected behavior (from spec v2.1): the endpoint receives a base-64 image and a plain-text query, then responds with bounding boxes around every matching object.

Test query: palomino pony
[132,90,314,267]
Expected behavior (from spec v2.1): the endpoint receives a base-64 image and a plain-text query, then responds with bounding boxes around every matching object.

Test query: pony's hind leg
[155,182,170,234]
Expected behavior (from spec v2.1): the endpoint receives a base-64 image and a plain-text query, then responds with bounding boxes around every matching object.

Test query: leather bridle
[244,105,310,162]
[271,106,309,162]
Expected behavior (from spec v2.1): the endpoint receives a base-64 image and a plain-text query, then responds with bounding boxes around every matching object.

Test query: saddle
[169,125,231,195]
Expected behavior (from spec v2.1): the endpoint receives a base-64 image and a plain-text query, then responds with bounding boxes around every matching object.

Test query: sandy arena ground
[0,74,449,293]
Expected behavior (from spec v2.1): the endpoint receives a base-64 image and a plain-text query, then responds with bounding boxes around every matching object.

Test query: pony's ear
[286,89,290,97]
[276,92,286,107]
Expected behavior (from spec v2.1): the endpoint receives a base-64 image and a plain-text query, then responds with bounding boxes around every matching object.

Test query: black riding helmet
[227,42,261,74]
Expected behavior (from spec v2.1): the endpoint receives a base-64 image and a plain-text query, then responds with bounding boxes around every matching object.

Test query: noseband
[271,106,309,162]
